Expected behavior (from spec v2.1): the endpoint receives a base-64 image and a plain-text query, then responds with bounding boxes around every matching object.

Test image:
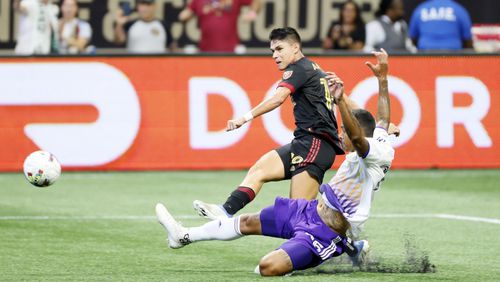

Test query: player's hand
[325,72,344,103]
[365,48,388,79]
[388,122,400,137]
[226,117,246,131]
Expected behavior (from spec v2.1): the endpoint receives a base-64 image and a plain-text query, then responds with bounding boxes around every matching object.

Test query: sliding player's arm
[325,71,360,110]
[226,87,290,131]
[330,75,369,157]
[366,48,390,130]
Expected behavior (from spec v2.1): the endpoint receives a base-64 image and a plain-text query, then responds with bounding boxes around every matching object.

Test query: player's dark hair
[375,0,395,17]
[352,109,376,137]
[269,27,302,46]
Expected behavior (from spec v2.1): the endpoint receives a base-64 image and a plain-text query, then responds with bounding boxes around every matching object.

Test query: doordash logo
[0,63,141,166]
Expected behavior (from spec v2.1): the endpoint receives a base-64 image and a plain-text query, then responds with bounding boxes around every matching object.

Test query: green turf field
[1,170,499,281]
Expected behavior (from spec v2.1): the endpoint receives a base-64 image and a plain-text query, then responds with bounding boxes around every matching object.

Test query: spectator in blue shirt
[409,0,473,50]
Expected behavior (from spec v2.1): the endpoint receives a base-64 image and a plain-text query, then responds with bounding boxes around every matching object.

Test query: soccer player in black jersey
[193,27,344,220]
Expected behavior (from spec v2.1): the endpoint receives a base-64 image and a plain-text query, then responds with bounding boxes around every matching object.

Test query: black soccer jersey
[278,57,343,154]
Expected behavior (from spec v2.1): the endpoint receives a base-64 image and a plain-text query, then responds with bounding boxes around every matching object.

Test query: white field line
[0,213,499,225]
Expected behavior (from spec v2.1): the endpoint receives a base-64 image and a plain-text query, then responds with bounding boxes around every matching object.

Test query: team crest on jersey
[291,153,303,165]
[283,70,293,80]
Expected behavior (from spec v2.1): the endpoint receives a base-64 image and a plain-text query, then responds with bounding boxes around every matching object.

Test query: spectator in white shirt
[58,0,93,54]
[14,0,59,55]
[114,0,176,54]
[364,0,416,53]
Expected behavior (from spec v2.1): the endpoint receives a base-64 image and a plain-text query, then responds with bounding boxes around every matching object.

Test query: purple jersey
[260,197,348,270]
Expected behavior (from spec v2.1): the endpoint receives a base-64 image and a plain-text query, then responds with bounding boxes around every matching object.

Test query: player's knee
[238,214,260,235]
[239,214,252,230]
[258,258,289,276]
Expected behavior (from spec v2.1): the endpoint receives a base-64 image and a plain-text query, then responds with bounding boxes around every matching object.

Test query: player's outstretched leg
[155,203,191,249]
[193,150,285,220]
[156,204,262,249]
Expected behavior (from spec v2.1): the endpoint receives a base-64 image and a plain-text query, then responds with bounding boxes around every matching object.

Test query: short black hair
[376,0,395,17]
[269,27,302,45]
[352,109,376,137]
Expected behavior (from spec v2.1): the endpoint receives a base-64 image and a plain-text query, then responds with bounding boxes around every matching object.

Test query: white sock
[188,216,243,242]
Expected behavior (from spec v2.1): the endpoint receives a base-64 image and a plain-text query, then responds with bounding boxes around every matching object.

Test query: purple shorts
[260,197,347,270]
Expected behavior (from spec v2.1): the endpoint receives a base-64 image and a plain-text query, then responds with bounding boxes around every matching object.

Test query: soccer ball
[23,151,61,187]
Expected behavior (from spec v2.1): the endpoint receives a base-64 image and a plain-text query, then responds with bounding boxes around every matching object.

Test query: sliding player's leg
[156,202,268,248]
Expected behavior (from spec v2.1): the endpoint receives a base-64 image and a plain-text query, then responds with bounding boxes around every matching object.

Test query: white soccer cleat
[193,200,231,220]
[155,203,191,249]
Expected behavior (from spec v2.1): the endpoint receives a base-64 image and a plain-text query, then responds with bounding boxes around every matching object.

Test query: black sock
[222,186,256,215]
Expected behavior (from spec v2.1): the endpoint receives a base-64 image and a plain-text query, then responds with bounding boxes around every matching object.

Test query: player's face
[270,39,299,70]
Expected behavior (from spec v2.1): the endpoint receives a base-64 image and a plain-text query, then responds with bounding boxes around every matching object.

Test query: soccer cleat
[155,203,191,249]
[350,240,370,267]
[193,200,232,220]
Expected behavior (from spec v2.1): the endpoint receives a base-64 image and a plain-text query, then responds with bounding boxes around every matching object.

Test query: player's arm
[365,48,390,131]
[226,87,290,131]
[325,72,360,110]
[330,75,369,157]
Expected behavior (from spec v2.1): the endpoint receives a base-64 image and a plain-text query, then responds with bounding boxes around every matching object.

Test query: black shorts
[276,135,336,183]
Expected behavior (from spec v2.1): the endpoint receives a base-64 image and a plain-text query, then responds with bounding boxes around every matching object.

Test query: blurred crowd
[12,0,480,55]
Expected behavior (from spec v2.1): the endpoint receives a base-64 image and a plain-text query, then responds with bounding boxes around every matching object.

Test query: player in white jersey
[321,48,395,263]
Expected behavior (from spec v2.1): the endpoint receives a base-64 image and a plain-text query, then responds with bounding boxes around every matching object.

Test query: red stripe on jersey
[278,82,296,94]
[300,138,321,167]
[309,138,321,163]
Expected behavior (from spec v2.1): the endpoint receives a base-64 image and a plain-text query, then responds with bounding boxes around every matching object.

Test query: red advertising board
[0,55,498,171]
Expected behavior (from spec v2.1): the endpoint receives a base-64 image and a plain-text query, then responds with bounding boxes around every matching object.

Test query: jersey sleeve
[277,64,308,95]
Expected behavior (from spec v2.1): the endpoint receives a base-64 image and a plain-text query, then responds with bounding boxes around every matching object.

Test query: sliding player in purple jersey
[156,197,350,276]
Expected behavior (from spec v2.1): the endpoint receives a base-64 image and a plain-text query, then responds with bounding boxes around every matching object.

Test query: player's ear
[293,41,300,53]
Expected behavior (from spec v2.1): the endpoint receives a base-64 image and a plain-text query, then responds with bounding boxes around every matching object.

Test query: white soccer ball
[23,151,61,187]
